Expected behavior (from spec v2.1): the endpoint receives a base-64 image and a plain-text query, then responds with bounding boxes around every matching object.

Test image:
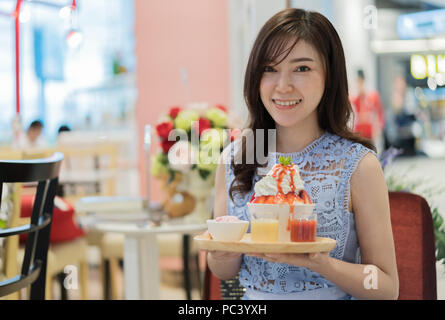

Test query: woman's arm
[341,152,399,299]
[251,153,399,299]
[206,148,243,280]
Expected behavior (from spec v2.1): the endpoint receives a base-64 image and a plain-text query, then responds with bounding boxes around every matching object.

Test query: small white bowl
[206,219,249,242]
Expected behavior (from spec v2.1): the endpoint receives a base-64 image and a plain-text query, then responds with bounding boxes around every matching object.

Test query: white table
[85,218,206,300]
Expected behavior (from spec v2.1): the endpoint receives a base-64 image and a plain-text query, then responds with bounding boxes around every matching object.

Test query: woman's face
[259,39,325,130]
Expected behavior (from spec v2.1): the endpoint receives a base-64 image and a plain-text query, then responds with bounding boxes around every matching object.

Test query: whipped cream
[254,164,305,197]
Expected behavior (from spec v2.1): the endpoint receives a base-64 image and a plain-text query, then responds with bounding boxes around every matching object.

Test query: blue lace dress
[224,132,375,300]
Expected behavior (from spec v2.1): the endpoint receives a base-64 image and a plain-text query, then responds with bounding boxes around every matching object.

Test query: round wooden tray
[194,233,337,253]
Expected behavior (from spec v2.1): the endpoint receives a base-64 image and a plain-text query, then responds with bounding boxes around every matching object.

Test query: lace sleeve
[341,143,377,214]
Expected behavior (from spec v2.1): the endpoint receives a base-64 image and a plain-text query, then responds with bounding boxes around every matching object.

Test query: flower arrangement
[152,103,236,183]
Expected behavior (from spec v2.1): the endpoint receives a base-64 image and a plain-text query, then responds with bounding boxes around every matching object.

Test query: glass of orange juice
[250,210,279,242]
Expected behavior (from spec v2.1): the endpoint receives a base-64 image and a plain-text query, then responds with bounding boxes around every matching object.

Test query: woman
[207,8,399,300]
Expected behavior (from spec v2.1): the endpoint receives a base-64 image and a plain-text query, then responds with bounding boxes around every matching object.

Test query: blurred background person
[388,75,424,157]
[351,69,386,154]
[57,124,72,136]
[17,120,49,149]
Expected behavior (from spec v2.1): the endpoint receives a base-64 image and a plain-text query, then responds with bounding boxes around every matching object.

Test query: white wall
[293,0,378,95]
[330,0,378,96]
[228,0,287,125]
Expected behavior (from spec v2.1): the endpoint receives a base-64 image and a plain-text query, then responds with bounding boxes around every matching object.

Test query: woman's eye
[295,66,310,72]
[263,66,276,72]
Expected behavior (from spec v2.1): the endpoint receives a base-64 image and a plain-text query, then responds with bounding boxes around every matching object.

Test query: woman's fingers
[208,250,242,260]
[246,252,310,266]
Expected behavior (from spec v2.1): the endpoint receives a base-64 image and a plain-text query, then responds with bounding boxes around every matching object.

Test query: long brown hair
[229,8,375,201]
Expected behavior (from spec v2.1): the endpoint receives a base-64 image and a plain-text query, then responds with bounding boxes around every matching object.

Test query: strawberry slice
[300,190,312,204]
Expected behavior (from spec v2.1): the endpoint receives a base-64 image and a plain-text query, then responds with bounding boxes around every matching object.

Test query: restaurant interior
[0,0,445,300]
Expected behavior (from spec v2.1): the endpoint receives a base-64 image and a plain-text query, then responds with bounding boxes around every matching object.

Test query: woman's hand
[246,252,330,272]
[207,250,243,280]
[208,250,243,262]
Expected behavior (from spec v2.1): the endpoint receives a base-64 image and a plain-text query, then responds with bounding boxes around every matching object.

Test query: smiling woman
[208,8,399,300]
[259,40,325,136]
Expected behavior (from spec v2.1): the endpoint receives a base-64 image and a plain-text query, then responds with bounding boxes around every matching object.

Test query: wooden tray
[194,233,336,253]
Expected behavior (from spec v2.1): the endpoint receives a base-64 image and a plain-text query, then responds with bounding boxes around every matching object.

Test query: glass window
[0,0,136,145]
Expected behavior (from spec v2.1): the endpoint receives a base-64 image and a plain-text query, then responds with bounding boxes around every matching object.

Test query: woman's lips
[272,99,303,110]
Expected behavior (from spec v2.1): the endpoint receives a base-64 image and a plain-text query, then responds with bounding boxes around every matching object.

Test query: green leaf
[198,169,211,180]
[167,169,176,184]
[0,219,6,229]
[278,156,292,166]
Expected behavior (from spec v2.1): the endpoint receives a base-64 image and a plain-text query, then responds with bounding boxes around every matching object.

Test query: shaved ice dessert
[248,157,317,242]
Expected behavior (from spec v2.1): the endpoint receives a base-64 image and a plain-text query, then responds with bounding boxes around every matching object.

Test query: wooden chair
[202,191,438,300]
[56,144,117,204]
[0,152,63,299]
[54,142,120,299]
[51,142,119,299]
[0,148,89,300]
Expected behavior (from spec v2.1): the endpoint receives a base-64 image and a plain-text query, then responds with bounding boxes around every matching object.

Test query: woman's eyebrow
[289,57,314,63]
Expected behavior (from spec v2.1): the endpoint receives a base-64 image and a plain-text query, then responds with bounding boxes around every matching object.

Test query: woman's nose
[275,73,293,93]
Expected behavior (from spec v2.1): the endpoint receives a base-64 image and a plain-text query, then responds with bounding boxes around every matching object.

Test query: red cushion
[389,192,437,300]
[20,194,85,244]
[203,264,221,300]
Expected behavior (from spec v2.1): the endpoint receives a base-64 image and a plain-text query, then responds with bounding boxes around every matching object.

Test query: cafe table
[83,216,207,300]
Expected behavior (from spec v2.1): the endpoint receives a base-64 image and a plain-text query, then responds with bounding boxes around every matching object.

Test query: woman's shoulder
[326,132,375,153]
[323,133,378,172]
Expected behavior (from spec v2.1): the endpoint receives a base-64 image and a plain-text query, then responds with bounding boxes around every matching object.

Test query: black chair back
[0,152,63,299]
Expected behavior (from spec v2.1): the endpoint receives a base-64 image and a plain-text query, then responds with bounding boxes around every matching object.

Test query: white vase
[184,169,215,223]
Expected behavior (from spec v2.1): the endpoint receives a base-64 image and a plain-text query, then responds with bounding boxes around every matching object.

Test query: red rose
[155,121,174,140]
[168,106,182,119]
[193,118,212,137]
[160,140,176,153]
[215,105,227,113]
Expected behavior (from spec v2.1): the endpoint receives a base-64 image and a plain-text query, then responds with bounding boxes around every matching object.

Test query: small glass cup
[289,209,317,242]
[250,210,279,243]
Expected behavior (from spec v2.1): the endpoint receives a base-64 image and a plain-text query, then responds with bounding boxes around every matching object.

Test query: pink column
[134,0,230,201]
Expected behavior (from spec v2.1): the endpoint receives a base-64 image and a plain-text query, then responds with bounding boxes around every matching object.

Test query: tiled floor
[52,262,202,300]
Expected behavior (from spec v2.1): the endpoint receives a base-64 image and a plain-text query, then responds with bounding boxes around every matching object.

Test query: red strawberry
[300,190,312,204]
[265,196,275,204]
